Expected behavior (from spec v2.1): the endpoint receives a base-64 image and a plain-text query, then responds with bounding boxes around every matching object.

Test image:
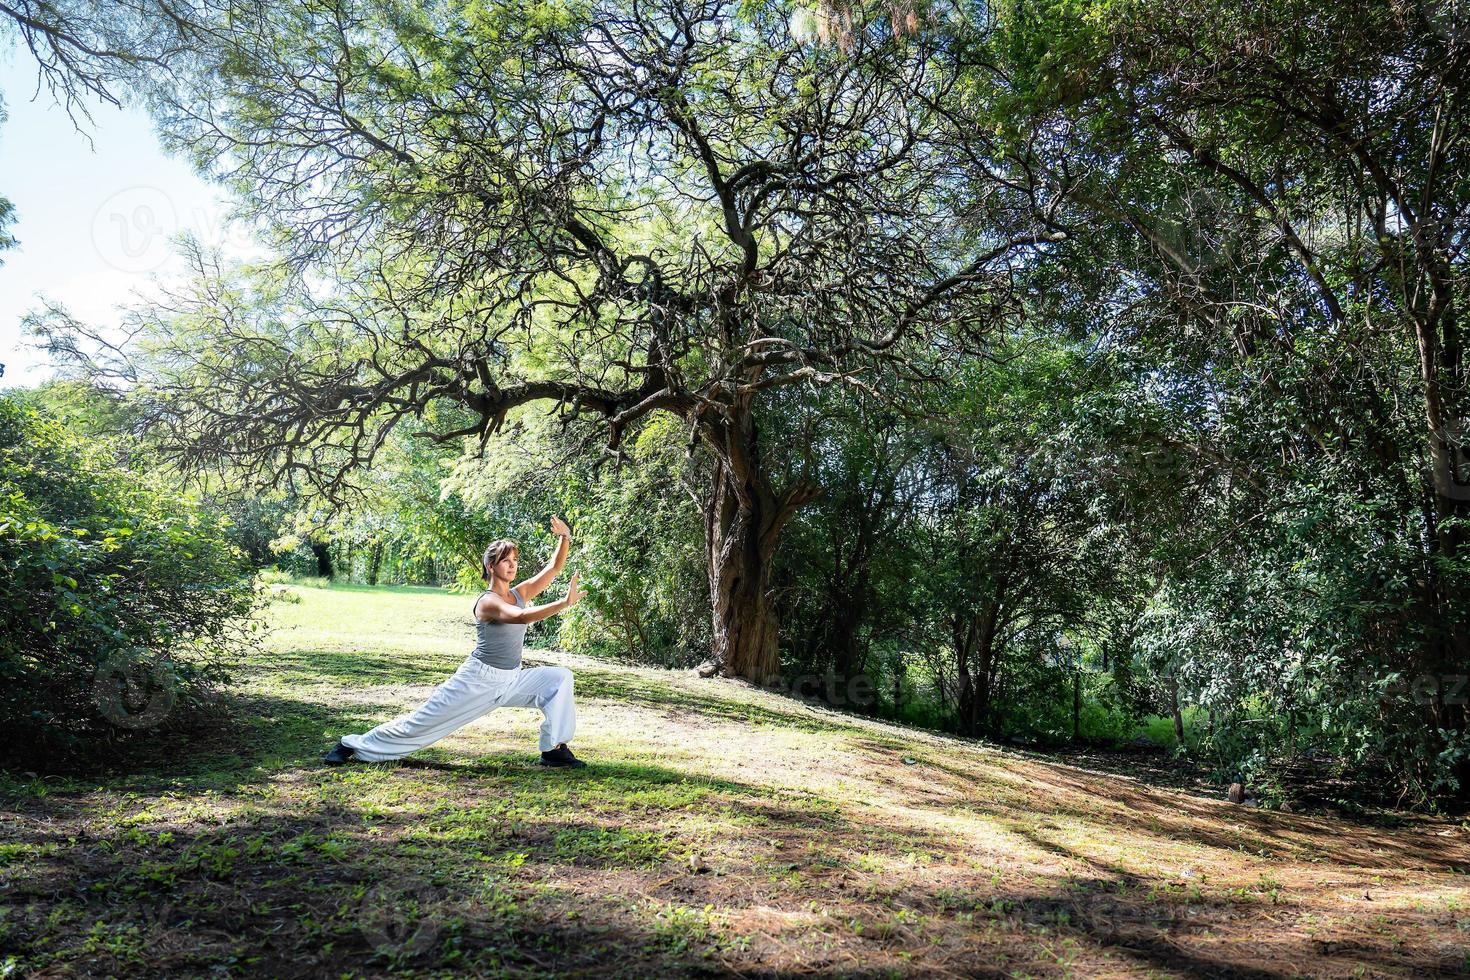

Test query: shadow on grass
[1005,764,1470,872]
[3,805,734,977]
[1001,826,1470,979]
[0,688,409,798]
[1,734,861,978]
[8,763,1445,978]
[5,687,1465,977]
[864,742,1470,878]
[566,666,875,737]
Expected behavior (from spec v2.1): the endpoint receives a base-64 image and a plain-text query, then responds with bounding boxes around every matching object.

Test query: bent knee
[554,666,574,688]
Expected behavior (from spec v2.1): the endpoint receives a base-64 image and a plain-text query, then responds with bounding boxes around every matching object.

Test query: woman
[323,515,589,768]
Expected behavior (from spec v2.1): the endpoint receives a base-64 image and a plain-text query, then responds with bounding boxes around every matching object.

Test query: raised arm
[515,515,571,602]
[478,572,585,625]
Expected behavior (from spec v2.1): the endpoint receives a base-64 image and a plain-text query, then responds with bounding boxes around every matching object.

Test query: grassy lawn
[4,584,1469,977]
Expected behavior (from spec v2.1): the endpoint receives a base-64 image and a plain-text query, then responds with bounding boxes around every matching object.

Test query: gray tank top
[472,587,527,669]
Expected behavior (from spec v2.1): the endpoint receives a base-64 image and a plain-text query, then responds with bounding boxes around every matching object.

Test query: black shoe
[323,741,356,766]
[539,745,586,768]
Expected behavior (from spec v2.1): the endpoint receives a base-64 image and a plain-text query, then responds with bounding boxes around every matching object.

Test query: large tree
[57,0,1057,680]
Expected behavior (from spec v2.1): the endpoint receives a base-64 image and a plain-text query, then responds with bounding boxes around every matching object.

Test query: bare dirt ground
[3,584,1467,977]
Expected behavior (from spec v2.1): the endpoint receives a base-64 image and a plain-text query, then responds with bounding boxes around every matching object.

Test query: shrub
[0,398,258,767]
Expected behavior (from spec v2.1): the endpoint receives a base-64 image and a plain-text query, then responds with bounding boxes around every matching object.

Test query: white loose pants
[341,658,577,761]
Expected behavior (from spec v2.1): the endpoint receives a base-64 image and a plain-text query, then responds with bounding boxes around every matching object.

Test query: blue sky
[0,44,252,388]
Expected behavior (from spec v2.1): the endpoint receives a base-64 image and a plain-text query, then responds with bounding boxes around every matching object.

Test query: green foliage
[447,411,709,665]
[554,428,709,667]
[0,397,258,766]
[981,0,1470,804]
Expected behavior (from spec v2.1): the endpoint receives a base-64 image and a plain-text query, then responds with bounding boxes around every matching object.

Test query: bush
[0,398,258,767]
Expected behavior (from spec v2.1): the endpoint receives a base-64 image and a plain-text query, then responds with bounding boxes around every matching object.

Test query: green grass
[2,583,1466,977]
[1135,705,1208,749]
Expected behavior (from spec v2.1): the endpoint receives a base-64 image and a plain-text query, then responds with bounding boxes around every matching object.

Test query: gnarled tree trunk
[708,507,781,682]
[703,405,819,682]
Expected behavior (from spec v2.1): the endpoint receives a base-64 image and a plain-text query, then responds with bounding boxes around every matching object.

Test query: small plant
[648,903,722,955]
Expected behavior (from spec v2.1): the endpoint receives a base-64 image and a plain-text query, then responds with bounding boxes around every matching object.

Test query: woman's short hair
[482,539,519,581]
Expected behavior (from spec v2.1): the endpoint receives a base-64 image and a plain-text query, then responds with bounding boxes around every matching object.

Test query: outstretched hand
[565,570,586,606]
[550,515,572,539]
